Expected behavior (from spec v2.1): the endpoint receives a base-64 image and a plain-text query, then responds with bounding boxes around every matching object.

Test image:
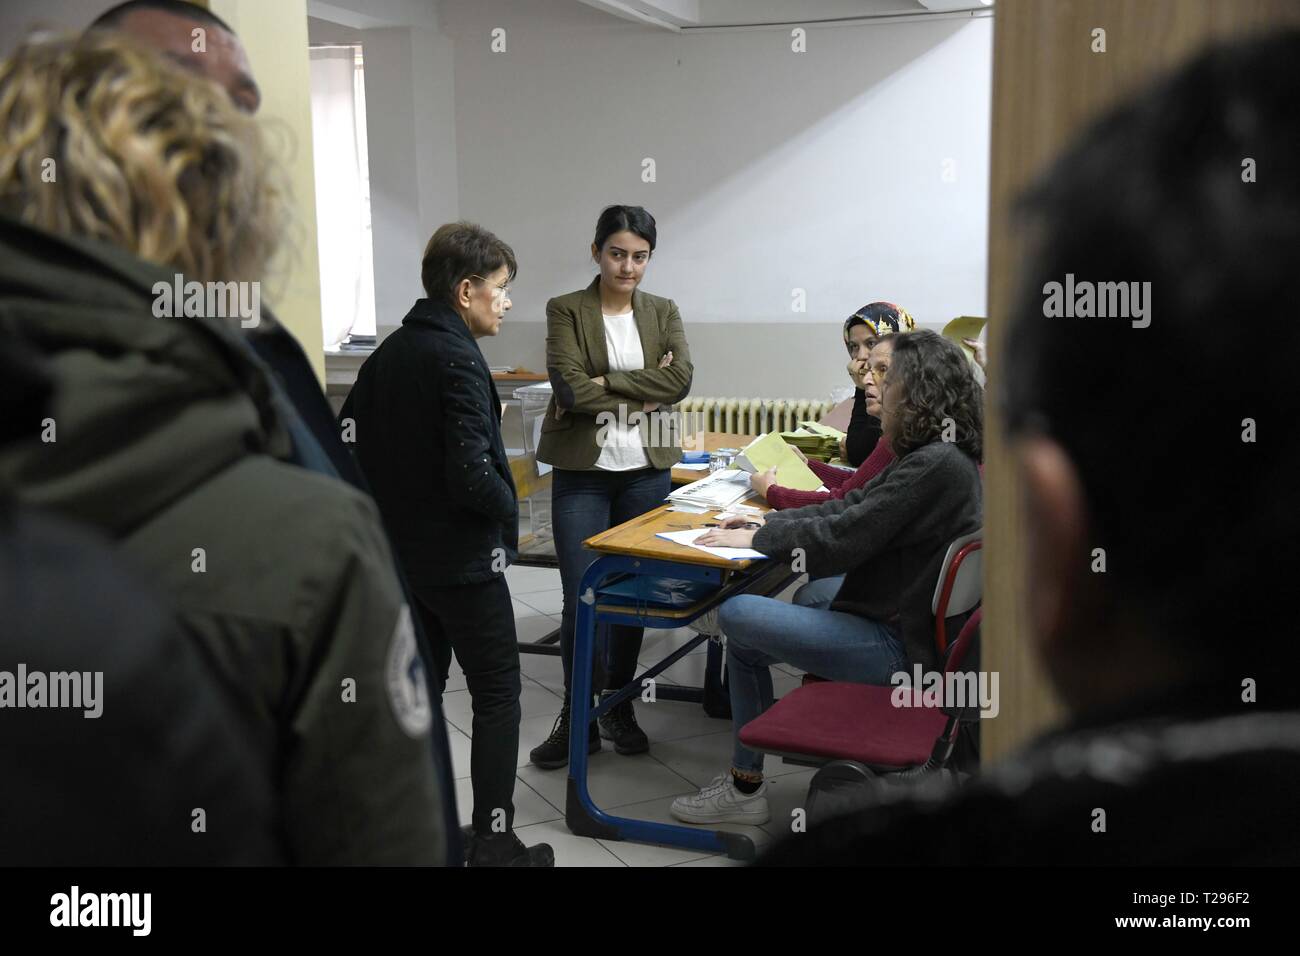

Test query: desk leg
[702,637,732,720]
[564,555,757,862]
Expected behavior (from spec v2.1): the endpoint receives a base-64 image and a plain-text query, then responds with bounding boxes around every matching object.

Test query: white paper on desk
[675,462,711,471]
[655,528,768,561]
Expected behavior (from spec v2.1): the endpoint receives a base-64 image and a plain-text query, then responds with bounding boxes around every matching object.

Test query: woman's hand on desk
[749,466,779,501]
[696,527,757,549]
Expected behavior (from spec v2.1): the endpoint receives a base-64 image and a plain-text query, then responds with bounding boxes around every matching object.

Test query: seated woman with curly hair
[670,330,983,826]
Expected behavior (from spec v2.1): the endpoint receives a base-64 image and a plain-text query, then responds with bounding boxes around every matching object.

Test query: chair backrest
[931,530,982,655]
[931,530,982,618]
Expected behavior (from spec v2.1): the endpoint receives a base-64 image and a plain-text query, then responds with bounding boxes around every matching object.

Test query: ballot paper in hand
[941,316,987,365]
[733,432,823,491]
[655,528,767,561]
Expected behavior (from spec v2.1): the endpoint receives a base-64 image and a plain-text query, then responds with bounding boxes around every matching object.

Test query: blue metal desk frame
[565,553,797,862]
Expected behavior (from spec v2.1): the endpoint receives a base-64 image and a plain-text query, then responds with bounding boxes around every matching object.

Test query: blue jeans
[718,594,908,774]
[552,467,672,693]
[792,574,846,610]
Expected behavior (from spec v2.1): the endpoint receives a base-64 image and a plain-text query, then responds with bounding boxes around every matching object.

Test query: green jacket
[0,216,446,865]
[539,277,693,470]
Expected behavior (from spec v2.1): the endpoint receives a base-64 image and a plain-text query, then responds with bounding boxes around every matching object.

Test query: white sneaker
[670,773,770,826]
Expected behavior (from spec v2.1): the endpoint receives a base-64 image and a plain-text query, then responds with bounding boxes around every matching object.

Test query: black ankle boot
[467,830,555,867]
[528,693,600,770]
[598,699,649,755]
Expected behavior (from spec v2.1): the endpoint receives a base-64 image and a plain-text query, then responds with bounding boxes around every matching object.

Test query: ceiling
[307,0,993,32]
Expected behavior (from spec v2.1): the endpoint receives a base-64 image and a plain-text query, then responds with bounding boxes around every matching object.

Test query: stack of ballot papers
[733,432,824,490]
[781,423,844,463]
[665,469,754,511]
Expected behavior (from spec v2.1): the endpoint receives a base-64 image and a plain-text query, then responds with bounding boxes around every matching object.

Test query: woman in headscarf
[841,302,916,466]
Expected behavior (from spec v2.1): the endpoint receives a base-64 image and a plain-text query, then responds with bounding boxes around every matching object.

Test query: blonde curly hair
[0,29,286,285]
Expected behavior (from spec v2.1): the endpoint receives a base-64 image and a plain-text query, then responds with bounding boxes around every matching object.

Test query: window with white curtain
[309,44,377,348]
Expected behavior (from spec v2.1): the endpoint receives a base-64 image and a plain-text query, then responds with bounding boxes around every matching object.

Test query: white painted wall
[436,0,991,396]
[5,0,992,400]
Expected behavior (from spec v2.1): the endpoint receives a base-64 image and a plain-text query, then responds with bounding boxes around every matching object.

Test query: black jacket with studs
[342,299,518,588]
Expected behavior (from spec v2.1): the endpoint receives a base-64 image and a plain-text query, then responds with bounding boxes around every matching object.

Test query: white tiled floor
[442,562,814,866]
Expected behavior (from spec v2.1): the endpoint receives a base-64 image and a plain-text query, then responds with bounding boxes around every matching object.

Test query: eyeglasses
[469,275,512,301]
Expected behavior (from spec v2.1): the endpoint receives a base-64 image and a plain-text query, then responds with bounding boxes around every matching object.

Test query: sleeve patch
[386,605,433,737]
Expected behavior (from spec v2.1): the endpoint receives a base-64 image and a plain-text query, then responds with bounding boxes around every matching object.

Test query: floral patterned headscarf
[842,302,916,353]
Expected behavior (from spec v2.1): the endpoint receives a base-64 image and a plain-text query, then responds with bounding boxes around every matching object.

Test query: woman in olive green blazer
[530,205,693,769]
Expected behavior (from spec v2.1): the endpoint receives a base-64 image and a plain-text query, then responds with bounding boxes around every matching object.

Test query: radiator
[672,397,836,437]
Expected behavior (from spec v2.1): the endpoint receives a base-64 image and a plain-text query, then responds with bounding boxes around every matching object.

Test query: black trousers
[413,577,521,836]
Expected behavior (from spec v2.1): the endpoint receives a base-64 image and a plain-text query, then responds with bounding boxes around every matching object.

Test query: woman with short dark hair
[672,330,982,826]
[343,220,553,867]
[529,205,694,769]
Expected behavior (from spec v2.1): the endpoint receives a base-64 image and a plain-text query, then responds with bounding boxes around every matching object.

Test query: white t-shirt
[594,310,650,471]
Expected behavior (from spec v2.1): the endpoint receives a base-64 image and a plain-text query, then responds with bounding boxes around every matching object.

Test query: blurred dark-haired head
[1001,30,1300,713]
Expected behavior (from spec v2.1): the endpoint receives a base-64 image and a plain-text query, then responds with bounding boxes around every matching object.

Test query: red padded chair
[740,609,981,770]
[741,531,983,772]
